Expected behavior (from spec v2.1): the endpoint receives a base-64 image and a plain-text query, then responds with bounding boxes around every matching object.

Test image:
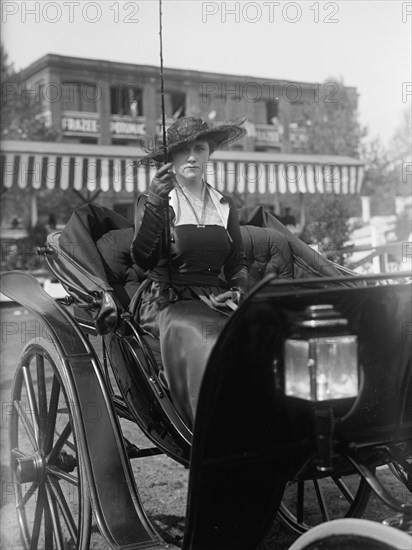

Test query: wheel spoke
[22,365,39,442]
[296,481,304,524]
[59,426,74,451]
[47,466,78,486]
[389,462,411,486]
[11,342,92,550]
[332,476,355,504]
[16,482,38,510]
[46,478,77,542]
[46,483,65,550]
[43,486,54,550]
[396,468,408,486]
[30,485,44,550]
[13,400,38,451]
[48,422,72,464]
[55,432,76,453]
[36,354,48,450]
[313,479,330,522]
[44,376,60,454]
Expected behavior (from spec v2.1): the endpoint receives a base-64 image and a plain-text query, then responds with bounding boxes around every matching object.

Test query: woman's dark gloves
[147,162,176,206]
[131,163,176,270]
[228,287,244,304]
[228,267,248,301]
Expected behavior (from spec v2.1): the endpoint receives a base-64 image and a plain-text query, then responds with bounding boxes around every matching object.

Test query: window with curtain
[62,82,98,112]
[110,85,143,116]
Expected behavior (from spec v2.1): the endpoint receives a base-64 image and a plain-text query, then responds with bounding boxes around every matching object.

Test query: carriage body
[2,207,411,549]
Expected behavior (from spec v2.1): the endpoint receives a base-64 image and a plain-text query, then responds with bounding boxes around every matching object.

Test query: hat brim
[141,124,246,165]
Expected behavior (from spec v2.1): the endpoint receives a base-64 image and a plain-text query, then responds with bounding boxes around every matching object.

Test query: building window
[110,85,143,116]
[155,91,186,119]
[228,97,247,121]
[111,138,130,145]
[289,100,306,125]
[199,93,213,119]
[199,93,226,121]
[266,99,279,124]
[170,92,185,118]
[253,101,267,125]
[62,82,98,112]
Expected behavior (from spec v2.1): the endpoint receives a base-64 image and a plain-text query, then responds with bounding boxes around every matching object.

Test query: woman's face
[172,139,210,182]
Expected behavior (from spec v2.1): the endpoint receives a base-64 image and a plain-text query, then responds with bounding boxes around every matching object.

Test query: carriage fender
[1,271,165,549]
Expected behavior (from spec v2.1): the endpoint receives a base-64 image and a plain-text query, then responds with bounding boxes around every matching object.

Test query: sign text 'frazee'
[61,117,100,134]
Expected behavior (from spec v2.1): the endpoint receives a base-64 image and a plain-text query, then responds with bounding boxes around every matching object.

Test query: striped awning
[1,140,364,195]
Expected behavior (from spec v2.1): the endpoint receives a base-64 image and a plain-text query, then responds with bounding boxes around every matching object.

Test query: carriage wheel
[388,461,412,493]
[9,338,92,550]
[278,457,371,534]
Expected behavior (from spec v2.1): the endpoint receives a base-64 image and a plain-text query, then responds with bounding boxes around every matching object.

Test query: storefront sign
[62,117,100,133]
[110,120,146,136]
[289,125,309,148]
[256,126,281,145]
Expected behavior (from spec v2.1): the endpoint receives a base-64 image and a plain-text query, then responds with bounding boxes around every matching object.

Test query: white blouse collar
[169,182,230,228]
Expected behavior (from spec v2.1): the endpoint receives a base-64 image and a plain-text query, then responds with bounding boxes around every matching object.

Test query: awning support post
[30,191,38,228]
[273,193,281,216]
[299,192,306,228]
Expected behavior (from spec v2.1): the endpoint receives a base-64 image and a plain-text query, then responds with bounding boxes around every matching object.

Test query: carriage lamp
[284,305,359,402]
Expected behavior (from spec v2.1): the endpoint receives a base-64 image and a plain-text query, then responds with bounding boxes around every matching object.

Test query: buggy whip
[158,0,177,302]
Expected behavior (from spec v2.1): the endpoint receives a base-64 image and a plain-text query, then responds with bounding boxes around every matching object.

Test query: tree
[1,44,57,141]
[388,107,411,197]
[300,194,354,266]
[1,45,84,230]
[360,108,411,217]
[359,137,398,215]
[302,77,366,158]
[389,108,412,240]
[294,77,366,265]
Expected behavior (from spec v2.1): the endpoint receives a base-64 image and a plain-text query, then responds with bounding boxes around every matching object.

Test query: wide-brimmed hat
[140,117,246,166]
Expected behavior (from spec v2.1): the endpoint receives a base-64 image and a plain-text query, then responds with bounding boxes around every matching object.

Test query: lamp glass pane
[312,335,358,400]
[284,339,310,399]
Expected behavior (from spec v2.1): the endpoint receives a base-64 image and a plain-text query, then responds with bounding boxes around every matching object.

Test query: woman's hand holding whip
[147,162,176,205]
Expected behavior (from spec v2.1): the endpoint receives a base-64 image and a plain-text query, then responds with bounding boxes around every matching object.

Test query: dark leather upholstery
[240,225,293,289]
[95,227,142,307]
[60,203,352,310]
[95,224,295,304]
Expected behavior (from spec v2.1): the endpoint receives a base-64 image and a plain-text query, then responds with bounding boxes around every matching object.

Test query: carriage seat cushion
[240,225,293,289]
[95,227,143,307]
[95,224,294,305]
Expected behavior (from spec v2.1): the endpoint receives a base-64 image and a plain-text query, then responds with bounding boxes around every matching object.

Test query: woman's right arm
[130,163,176,271]
[130,194,166,270]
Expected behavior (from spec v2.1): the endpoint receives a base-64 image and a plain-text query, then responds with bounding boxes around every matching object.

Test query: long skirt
[134,280,230,428]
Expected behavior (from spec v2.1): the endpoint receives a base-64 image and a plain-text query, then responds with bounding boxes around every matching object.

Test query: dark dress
[131,184,247,427]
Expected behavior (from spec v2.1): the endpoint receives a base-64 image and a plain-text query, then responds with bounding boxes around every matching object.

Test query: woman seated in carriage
[130,117,249,427]
[58,117,350,430]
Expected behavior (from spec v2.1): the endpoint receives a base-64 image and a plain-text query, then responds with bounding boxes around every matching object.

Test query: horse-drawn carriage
[2,204,411,549]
